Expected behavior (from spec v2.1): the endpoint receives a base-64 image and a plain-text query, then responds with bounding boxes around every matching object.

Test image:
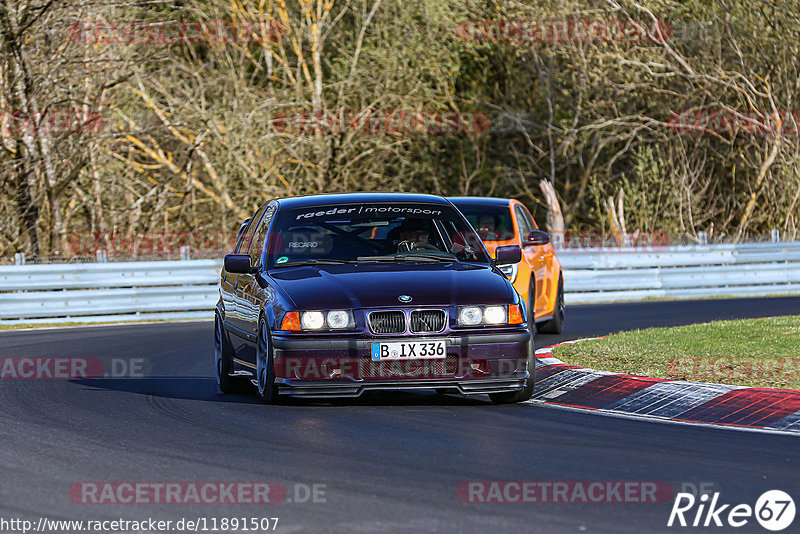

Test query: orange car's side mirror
[524,230,550,246]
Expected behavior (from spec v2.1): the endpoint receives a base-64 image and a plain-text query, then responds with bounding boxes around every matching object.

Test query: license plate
[371,340,447,360]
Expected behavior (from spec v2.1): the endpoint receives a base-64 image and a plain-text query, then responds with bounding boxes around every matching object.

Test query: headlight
[459,307,483,326]
[326,310,350,329]
[457,305,523,326]
[298,310,355,330]
[483,305,507,324]
[301,311,325,330]
[498,263,518,283]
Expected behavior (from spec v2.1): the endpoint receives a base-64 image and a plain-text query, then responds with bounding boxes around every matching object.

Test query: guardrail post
[623,233,633,247]
[96,249,108,263]
[180,246,191,260]
[698,231,708,245]
[551,232,564,249]
[772,229,780,243]
[14,252,25,265]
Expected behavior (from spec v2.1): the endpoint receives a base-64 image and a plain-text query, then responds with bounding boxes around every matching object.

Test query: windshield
[267,203,491,267]
[450,203,516,242]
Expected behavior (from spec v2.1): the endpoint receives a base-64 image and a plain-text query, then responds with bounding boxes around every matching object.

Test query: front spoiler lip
[273,376,528,398]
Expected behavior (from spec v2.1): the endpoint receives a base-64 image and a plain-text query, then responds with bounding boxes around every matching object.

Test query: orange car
[448,197,565,334]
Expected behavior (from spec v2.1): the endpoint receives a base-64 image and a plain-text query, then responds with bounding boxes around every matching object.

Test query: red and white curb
[529,339,800,433]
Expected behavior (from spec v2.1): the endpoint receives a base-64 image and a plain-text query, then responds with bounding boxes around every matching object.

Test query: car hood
[268,263,514,310]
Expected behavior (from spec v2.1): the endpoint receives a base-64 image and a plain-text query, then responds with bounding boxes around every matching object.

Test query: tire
[256,319,280,404]
[489,316,535,404]
[215,314,250,394]
[537,274,565,335]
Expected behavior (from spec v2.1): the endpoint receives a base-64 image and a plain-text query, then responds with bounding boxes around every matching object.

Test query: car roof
[275,192,451,209]
[447,196,512,207]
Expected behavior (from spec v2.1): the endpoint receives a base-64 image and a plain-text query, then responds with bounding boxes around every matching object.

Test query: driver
[398,219,431,245]
[477,215,497,240]
[386,218,434,253]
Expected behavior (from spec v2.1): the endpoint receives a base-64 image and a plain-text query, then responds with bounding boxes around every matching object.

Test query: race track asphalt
[1,296,798,533]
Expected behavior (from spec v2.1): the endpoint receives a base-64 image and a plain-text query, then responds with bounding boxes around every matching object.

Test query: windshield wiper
[357,254,455,263]
[275,259,357,268]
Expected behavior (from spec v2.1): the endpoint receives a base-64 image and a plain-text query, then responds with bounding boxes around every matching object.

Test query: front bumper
[271,330,531,398]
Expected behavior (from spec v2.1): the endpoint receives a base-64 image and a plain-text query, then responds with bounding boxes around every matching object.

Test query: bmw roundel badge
[398,295,412,303]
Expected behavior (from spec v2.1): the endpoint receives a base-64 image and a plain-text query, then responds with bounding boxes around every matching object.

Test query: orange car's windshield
[453,204,515,242]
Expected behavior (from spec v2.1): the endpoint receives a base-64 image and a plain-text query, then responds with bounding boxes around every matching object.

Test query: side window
[249,203,277,268]
[234,218,251,250]
[234,204,268,253]
[522,206,537,230]
[514,205,532,241]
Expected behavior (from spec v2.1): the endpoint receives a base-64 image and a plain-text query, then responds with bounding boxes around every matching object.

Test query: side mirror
[494,245,522,265]
[524,230,550,246]
[224,254,254,274]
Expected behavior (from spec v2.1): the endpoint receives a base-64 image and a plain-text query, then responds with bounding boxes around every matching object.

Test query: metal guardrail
[560,241,800,304]
[0,241,798,324]
[0,260,223,325]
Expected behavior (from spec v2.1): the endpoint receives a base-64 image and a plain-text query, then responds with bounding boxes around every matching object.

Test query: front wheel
[215,314,250,394]
[537,275,565,335]
[490,319,535,404]
[256,319,280,404]
[489,354,535,404]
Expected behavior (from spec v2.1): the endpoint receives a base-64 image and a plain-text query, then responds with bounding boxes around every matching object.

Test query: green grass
[552,315,800,389]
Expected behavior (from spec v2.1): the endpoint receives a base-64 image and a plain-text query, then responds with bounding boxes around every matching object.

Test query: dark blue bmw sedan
[215,193,533,403]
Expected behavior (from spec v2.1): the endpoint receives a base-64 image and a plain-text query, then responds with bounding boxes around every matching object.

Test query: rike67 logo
[668,490,795,531]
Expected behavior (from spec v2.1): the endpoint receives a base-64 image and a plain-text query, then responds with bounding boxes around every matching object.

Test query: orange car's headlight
[498,263,518,283]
